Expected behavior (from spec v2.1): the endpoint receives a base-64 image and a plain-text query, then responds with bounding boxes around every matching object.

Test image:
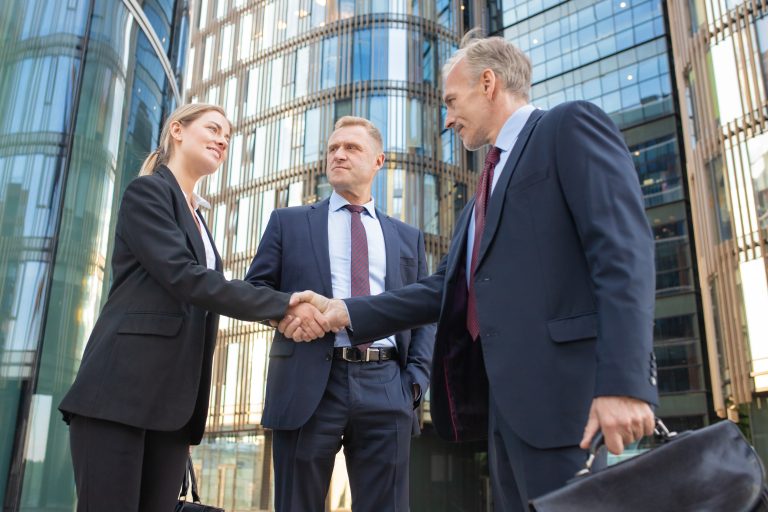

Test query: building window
[705,156,733,242]
[631,135,683,207]
[304,107,322,163]
[654,314,696,341]
[656,339,704,393]
[321,36,338,89]
[423,173,439,235]
[353,29,371,82]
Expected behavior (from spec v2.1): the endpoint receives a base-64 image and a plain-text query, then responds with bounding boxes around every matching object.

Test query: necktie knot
[485,146,501,169]
[344,204,366,215]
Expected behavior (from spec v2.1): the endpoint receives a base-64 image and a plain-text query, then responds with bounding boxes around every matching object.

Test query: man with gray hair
[246,116,434,511]
[286,31,658,510]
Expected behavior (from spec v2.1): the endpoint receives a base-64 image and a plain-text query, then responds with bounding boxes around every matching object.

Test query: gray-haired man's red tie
[467,146,502,341]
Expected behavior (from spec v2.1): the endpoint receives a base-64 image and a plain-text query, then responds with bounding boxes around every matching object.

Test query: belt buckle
[363,347,377,362]
[342,346,361,362]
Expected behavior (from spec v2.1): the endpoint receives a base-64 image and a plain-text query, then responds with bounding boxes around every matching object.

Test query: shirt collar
[329,190,377,219]
[493,104,538,153]
[183,191,211,210]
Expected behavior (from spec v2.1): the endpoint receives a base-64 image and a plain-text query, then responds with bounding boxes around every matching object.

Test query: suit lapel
[446,199,474,279]
[157,166,207,266]
[377,211,401,291]
[308,199,334,297]
[476,109,544,268]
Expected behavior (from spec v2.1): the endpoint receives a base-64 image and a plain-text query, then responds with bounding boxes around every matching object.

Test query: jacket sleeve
[555,101,657,406]
[244,210,282,291]
[118,176,290,322]
[344,256,444,344]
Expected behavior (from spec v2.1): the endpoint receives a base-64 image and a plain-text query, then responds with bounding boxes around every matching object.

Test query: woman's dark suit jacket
[59,165,289,444]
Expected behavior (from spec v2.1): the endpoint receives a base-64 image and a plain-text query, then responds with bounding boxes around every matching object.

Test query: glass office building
[667,0,768,461]
[0,0,187,509]
[187,0,490,510]
[489,0,712,432]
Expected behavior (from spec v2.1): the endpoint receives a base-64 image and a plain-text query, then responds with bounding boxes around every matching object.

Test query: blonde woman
[59,104,328,511]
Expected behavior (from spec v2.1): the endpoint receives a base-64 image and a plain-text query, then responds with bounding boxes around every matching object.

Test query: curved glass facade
[0,0,186,508]
[187,1,483,510]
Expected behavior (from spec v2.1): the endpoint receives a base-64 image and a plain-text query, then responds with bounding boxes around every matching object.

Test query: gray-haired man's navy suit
[245,197,434,512]
[344,101,659,510]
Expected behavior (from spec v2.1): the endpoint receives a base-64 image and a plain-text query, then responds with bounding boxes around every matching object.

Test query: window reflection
[321,36,338,89]
[632,135,683,207]
[1,0,180,508]
[745,133,768,229]
[531,39,672,130]
[423,174,439,235]
[705,156,733,242]
[423,37,435,85]
[304,107,322,162]
[388,28,408,82]
[655,236,693,294]
[754,16,768,111]
[353,29,371,82]
[504,0,664,83]
[654,314,696,341]
[708,35,742,125]
[194,433,271,510]
[372,28,388,81]
[440,105,456,164]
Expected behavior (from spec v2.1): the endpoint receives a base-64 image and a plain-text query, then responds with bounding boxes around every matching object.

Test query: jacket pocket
[269,340,295,357]
[117,312,183,337]
[546,312,597,343]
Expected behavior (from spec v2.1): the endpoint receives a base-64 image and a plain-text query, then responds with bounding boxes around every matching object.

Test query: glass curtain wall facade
[186,0,489,510]
[489,0,712,432]
[0,0,186,509]
[667,0,768,461]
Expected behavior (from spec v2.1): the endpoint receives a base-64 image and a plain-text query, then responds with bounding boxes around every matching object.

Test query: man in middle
[244,116,435,512]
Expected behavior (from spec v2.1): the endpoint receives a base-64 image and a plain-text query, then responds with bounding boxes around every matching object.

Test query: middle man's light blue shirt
[328,191,395,349]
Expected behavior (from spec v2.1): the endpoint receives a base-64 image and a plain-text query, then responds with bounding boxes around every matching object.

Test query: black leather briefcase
[530,419,768,512]
[176,457,224,512]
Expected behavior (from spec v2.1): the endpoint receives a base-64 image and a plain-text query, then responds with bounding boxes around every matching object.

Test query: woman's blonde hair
[139,103,231,176]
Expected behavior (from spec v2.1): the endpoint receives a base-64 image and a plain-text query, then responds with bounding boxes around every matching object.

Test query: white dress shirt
[185,192,216,270]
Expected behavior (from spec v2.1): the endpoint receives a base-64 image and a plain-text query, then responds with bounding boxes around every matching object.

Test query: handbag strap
[577,417,677,476]
[179,456,202,503]
[187,456,202,503]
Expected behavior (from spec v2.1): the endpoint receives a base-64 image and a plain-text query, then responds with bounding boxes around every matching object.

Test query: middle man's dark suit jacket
[244,198,435,433]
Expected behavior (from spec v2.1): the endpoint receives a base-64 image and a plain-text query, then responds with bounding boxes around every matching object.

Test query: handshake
[274,291,351,342]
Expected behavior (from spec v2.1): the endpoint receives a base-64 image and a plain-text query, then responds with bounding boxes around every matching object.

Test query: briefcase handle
[577,417,677,476]
[179,456,202,503]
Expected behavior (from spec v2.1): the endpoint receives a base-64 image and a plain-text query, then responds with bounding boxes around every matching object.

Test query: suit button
[649,376,657,386]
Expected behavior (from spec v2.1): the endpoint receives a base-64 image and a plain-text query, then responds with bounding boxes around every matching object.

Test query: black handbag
[530,419,768,512]
[175,456,224,512]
